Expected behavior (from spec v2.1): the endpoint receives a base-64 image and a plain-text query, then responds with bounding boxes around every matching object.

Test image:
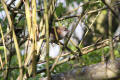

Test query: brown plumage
[50,27,69,42]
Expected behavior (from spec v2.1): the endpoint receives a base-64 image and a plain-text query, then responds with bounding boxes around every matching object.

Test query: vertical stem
[0,24,8,79]
[108,11,115,60]
[24,0,32,37]
[107,0,114,60]
[1,0,23,79]
[0,24,7,68]
[44,0,51,80]
[31,0,37,76]
[0,54,3,69]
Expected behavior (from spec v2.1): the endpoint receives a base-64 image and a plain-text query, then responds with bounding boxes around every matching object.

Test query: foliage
[0,0,120,79]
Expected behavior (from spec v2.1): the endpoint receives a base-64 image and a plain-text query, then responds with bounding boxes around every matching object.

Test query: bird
[49,27,69,43]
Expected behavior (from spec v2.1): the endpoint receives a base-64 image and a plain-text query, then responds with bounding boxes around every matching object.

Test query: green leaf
[56,3,66,17]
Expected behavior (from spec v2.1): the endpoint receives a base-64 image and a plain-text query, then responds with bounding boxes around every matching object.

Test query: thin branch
[55,2,120,21]
[44,0,51,79]
[0,34,120,75]
[1,0,23,79]
[108,6,115,60]
[64,9,86,46]
[30,0,37,77]
[79,11,101,47]
[0,24,8,68]
[24,0,32,37]
[101,0,119,19]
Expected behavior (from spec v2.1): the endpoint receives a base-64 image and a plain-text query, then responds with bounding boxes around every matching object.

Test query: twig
[108,2,115,60]
[79,11,101,47]
[64,9,86,46]
[1,0,23,79]
[101,0,118,19]
[55,2,120,21]
[44,0,51,79]
[1,34,120,75]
